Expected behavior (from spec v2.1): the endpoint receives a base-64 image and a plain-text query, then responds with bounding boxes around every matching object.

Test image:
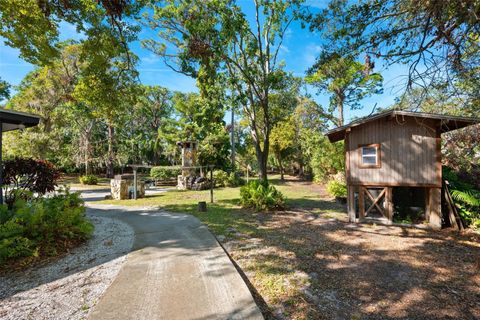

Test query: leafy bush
[451,189,480,228]
[79,175,98,185]
[0,188,93,266]
[240,180,285,211]
[444,166,480,229]
[213,170,229,187]
[213,170,245,188]
[3,157,61,205]
[326,180,347,198]
[451,189,480,207]
[150,166,181,181]
[227,172,245,187]
[305,135,344,182]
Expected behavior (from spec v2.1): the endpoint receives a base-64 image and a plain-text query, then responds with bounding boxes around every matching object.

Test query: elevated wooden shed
[326,110,479,229]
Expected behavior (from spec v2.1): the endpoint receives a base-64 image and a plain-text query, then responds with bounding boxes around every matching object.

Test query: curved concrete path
[87,204,263,320]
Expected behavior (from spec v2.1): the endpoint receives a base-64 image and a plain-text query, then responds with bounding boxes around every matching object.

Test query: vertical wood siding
[347,117,440,186]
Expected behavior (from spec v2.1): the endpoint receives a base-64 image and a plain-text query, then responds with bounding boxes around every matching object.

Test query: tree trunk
[278,154,284,181]
[153,152,159,166]
[337,93,345,126]
[299,162,304,179]
[297,147,304,179]
[106,124,115,178]
[259,98,270,183]
[338,105,344,126]
[84,123,93,175]
[251,131,268,182]
[85,137,91,175]
[244,89,270,183]
[230,107,235,169]
[253,140,268,182]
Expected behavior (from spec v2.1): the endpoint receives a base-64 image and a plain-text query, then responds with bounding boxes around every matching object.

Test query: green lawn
[97,176,347,236]
[58,175,111,190]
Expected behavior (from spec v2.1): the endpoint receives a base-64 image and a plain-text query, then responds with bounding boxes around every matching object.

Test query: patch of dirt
[0,214,134,320]
[223,212,480,320]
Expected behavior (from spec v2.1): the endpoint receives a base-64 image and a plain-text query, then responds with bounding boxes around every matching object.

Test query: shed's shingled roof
[326,110,480,143]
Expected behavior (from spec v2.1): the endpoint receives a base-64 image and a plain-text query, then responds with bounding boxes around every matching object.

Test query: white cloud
[279,45,290,54]
[137,68,172,72]
[284,28,293,39]
[141,53,160,65]
[58,21,85,41]
[303,43,322,66]
[304,0,329,9]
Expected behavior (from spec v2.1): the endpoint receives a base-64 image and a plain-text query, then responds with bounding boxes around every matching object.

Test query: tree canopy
[0,0,478,187]
[143,0,304,181]
[305,0,480,106]
[306,51,383,126]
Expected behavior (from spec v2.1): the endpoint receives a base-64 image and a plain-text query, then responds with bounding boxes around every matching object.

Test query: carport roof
[0,108,41,132]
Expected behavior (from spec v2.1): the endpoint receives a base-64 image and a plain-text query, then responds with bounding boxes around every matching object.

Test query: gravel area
[0,213,134,320]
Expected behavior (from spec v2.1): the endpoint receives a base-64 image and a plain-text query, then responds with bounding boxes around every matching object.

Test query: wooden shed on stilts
[326,110,479,229]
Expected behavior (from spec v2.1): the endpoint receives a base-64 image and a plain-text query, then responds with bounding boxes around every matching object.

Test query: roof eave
[325,110,480,143]
[0,109,41,132]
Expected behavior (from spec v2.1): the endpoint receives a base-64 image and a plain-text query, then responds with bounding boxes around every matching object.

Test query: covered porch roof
[0,108,41,132]
[326,110,480,143]
[0,108,41,204]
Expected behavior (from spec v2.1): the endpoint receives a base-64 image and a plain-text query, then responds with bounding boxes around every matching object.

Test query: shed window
[360,144,380,168]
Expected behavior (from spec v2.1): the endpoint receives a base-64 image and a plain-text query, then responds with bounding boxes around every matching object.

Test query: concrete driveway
[86,204,263,320]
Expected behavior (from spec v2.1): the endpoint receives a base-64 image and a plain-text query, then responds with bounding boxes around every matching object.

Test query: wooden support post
[427,187,442,229]
[359,186,365,219]
[347,185,356,222]
[210,167,214,203]
[443,182,463,230]
[425,188,431,222]
[133,168,137,200]
[385,187,393,222]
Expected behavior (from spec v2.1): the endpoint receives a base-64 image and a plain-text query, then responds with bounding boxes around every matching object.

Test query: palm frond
[451,189,480,207]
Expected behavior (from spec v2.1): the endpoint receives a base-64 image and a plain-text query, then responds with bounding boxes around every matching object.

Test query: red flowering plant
[2,157,61,206]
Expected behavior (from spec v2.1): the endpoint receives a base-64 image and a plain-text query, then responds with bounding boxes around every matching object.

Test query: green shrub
[240,180,285,211]
[451,189,480,228]
[0,188,93,266]
[213,170,245,188]
[3,157,61,206]
[213,170,229,187]
[227,172,245,187]
[150,166,181,181]
[79,175,98,185]
[444,167,480,229]
[326,180,347,198]
[308,136,345,182]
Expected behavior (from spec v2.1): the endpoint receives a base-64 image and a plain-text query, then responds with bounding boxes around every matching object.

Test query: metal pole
[133,167,137,200]
[210,166,213,203]
[0,122,3,205]
[230,107,235,169]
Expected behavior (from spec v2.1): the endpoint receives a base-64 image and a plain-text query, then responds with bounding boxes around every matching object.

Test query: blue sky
[0,1,410,124]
